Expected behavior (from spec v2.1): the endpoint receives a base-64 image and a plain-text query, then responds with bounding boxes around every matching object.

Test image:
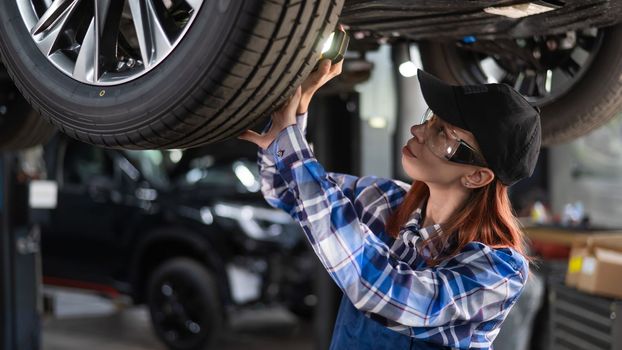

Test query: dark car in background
[39,135,317,350]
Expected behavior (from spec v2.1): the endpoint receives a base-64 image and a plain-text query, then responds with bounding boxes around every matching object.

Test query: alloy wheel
[16,0,204,85]
[455,28,604,106]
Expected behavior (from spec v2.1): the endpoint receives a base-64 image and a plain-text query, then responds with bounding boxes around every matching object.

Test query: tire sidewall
[0,75,55,148]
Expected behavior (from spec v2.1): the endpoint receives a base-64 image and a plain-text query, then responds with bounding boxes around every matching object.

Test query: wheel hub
[154,280,206,346]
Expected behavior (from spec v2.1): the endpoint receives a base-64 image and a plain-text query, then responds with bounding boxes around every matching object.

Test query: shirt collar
[400,196,445,256]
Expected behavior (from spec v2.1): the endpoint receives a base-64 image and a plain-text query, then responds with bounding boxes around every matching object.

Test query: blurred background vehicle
[39,135,317,350]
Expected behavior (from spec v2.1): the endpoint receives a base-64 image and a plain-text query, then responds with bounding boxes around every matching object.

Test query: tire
[287,301,315,320]
[146,258,222,350]
[419,23,622,146]
[0,65,55,150]
[0,0,344,150]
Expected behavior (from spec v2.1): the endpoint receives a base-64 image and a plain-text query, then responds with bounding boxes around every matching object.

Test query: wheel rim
[16,0,205,86]
[452,28,604,106]
[151,277,211,348]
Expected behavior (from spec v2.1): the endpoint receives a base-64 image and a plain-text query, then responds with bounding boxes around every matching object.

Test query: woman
[238,59,541,349]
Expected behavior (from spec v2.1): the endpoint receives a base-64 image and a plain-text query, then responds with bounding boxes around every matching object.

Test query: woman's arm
[257,111,409,219]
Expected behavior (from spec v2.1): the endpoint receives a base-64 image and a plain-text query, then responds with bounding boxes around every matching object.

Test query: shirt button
[277,149,284,157]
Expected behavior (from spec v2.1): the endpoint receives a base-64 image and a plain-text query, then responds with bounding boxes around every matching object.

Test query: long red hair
[385,179,534,267]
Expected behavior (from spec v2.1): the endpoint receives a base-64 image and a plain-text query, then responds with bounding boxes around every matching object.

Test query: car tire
[419,23,622,146]
[0,66,55,150]
[287,301,315,320]
[146,258,222,350]
[0,0,344,149]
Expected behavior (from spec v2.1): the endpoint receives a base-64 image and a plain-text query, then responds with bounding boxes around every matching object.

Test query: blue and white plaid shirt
[257,112,528,349]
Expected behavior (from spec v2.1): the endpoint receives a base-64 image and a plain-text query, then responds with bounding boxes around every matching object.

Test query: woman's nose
[410,123,426,143]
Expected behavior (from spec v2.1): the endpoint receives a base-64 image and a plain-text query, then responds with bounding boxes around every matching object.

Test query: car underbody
[341,0,622,41]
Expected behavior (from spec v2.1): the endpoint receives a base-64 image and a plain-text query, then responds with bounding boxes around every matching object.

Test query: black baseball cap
[416,69,541,187]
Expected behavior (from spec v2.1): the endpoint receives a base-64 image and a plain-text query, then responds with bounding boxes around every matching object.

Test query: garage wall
[356,44,427,180]
[356,44,396,179]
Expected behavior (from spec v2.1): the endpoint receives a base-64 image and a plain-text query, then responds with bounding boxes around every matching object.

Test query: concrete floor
[42,288,314,350]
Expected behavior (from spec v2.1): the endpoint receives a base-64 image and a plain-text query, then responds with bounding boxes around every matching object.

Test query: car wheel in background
[0,64,55,150]
[0,0,344,149]
[146,257,222,350]
[419,23,622,146]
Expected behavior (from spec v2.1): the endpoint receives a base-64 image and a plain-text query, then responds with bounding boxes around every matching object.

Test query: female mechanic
[238,58,541,349]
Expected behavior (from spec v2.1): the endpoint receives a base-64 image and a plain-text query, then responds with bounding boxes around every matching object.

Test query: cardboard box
[577,247,622,299]
[565,234,622,299]
[565,234,621,287]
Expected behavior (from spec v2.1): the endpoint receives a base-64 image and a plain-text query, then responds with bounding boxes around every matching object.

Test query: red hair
[385,179,534,267]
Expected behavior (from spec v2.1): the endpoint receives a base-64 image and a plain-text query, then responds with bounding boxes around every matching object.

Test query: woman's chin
[401,166,416,181]
[401,164,425,183]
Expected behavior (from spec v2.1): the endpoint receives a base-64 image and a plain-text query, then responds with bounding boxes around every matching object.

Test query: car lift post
[0,152,42,350]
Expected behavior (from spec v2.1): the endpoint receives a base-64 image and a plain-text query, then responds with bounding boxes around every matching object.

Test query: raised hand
[298,58,343,114]
[237,86,302,150]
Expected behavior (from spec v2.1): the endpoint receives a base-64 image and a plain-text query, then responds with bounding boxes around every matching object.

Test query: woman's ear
[462,168,495,189]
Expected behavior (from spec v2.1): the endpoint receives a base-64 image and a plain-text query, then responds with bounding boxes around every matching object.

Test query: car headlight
[212,202,294,240]
[233,161,260,192]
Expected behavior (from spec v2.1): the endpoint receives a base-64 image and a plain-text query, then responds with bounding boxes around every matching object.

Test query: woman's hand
[237,86,302,150]
[236,58,342,149]
[298,58,343,114]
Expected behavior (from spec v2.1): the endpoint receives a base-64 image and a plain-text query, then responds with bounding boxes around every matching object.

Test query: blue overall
[330,294,450,350]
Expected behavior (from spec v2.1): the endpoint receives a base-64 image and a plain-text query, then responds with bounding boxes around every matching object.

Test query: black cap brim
[417,69,468,130]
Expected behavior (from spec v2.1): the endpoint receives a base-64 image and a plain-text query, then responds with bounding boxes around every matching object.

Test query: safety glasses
[418,108,488,168]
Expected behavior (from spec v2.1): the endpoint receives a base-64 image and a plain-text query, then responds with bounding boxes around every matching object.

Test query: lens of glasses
[426,119,461,160]
[416,108,487,167]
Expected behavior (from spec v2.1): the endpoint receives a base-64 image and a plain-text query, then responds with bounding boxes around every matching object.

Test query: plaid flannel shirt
[257,112,528,349]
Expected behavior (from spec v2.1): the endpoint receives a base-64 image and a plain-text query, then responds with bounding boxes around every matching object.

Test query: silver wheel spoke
[185,0,203,12]
[73,0,112,83]
[73,18,97,82]
[30,0,78,36]
[30,0,79,56]
[128,0,173,69]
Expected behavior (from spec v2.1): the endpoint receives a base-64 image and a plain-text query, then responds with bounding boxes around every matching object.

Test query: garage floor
[42,289,314,350]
